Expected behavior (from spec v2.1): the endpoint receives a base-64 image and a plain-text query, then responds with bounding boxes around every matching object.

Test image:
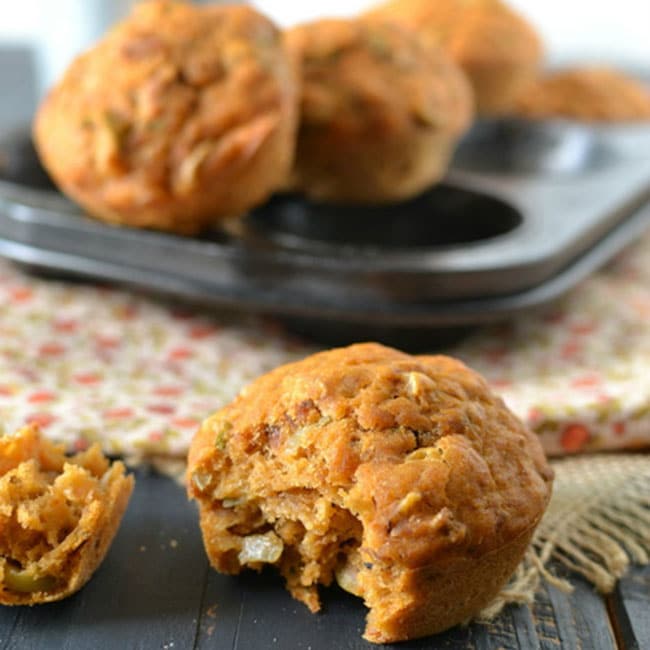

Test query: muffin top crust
[287,17,472,141]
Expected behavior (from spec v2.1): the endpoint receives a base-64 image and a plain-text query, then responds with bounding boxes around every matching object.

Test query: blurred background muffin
[514,67,650,122]
[286,17,472,204]
[33,0,298,234]
[366,0,543,115]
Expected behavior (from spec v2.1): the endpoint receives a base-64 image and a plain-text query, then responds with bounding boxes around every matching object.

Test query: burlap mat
[482,453,650,619]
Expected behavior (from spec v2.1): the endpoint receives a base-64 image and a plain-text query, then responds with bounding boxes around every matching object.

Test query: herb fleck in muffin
[33,0,298,234]
[188,343,553,643]
[286,17,473,203]
[0,425,133,605]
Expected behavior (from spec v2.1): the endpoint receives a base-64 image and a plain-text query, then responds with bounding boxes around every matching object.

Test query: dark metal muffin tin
[0,122,649,339]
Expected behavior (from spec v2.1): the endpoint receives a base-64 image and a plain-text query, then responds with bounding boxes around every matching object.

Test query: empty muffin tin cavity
[246,187,522,250]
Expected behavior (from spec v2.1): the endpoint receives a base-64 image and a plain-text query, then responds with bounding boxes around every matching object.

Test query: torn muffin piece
[188,343,553,643]
[0,425,134,605]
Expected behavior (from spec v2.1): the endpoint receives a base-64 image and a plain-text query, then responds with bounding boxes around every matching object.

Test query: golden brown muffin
[33,0,298,234]
[367,0,543,115]
[0,425,134,605]
[514,67,650,122]
[286,17,473,203]
[188,342,553,643]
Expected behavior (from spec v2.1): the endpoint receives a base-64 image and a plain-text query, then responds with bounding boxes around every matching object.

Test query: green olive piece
[4,565,58,593]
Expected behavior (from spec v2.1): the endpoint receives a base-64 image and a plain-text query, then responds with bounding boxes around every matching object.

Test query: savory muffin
[367,0,543,115]
[286,17,473,203]
[0,425,133,605]
[33,0,298,234]
[514,67,650,122]
[188,343,553,643]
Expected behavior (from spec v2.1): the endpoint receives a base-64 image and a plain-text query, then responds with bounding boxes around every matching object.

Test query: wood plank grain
[535,575,616,650]
[472,603,539,650]
[608,563,650,650]
[194,567,478,650]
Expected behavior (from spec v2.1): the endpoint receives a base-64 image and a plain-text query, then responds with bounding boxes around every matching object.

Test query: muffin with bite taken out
[187,343,553,643]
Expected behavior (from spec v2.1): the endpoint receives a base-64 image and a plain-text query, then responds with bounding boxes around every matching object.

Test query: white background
[1,0,649,94]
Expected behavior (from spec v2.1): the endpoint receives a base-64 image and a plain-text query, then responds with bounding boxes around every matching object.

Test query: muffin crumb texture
[188,343,553,643]
[0,425,133,605]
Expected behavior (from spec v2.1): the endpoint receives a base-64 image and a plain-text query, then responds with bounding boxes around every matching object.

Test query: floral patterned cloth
[1,226,649,461]
[0,269,309,462]
[453,227,650,455]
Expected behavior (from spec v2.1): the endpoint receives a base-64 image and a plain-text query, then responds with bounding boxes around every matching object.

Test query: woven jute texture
[482,453,650,619]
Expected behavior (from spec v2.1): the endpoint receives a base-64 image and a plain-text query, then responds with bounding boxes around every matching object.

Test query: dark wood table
[1,469,646,650]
